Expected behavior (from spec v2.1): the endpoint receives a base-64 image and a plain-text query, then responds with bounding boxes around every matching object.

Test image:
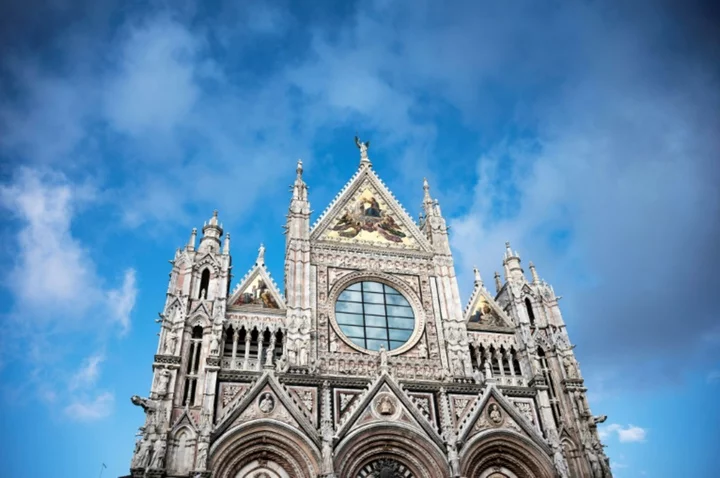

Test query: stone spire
[529,261,540,284]
[494,271,502,294]
[222,232,230,255]
[187,227,197,251]
[502,241,525,282]
[199,210,223,252]
[473,266,483,287]
[419,178,450,254]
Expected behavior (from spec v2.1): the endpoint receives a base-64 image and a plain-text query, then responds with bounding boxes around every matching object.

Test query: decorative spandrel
[325,187,416,247]
[469,297,504,327]
[233,275,279,308]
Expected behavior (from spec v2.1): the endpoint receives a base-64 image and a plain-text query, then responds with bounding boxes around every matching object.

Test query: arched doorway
[460,430,556,478]
[335,424,450,478]
[234,459,291,478]
[210,421,320,478]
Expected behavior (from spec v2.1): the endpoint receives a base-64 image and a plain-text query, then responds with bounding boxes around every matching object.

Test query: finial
[223,233,230,254]
[494,271,502,292]
[188,228,197,250]
[354,135,371,167]
[296,159,303,177]
[504,241,512,258]
[257,243,265,265]
[473,266,483,286]
[529,261,540,284]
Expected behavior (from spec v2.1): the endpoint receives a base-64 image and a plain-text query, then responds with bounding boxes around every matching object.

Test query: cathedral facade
[127,142,612,478]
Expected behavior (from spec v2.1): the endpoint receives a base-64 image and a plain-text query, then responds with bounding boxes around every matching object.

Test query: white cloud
[0,168,98,316]
[64,392,115,421]
[107,269,137,336]
[600,423,647,443]
[69,353,105,391]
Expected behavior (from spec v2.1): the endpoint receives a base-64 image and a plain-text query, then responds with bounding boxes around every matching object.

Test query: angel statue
[354,136,370,159]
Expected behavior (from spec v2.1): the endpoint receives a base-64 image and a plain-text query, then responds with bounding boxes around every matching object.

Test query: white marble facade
[128,142,612,478]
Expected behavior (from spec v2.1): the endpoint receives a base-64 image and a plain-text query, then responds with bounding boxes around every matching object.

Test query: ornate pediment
[228,258,285,311]
[464,283,514,329]
[334,373,442,448]
[458,385,548,452]
[212,372,318,447]
[311,168,433,253]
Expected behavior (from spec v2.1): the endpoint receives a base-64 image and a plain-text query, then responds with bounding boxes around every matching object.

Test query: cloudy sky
[1,0,718,476]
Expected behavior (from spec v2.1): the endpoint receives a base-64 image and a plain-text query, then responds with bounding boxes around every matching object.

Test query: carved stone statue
[378,345,388,370]
[257,243,265,264]
[149,439,166,469]
[133,439,152,469]
[354,135,370,159]
[210,334,220,356]
[321,424,334,474]
[156,369,171,397]
[298,340,308,366]
[488,404,502,424]
[417,339,427,358]
[164,328,178,355]
[378,396,395,415]
[483,360,492,379]
[258,393,275,414]
[587,448,603,478]
[563,355,578,379]
[552,442,570,478]
[196,441,209,470]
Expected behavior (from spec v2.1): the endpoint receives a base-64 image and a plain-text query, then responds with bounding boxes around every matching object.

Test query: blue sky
[1,0,719,477]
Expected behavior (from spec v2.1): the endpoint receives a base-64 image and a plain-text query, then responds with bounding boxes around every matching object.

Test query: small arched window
[198,269,210,299]
[525,298,536,326]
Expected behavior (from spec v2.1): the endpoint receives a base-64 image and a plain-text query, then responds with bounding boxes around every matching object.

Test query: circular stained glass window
[334,281,415,352]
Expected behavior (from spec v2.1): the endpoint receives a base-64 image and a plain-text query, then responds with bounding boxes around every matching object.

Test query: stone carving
[587,448,603,478]
[196,440,209,470]
[131,395,160,429]
[514,401,535,426]
[149,440,166,469]
[133,439,152,469]
[258,393,275,414]
[552,441,570,478]
[164,328,178,355]
[563,354,578,379]
[488,403,503,425]
[592,414,608,424]
[222,386,243,407]
[377,395,396,415]
[155,369,171,397]
[209,334,220,356]
[417,338,427,358]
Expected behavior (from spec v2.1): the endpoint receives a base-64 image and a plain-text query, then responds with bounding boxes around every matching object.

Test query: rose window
[334,281,415,352]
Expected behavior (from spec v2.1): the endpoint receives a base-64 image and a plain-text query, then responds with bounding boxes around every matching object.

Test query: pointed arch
[460,429,555,478]
[335,423,450,478]
[168,425,196,474]
[210,420,320,478]
[198,268,211,299]
[524,298,536,326]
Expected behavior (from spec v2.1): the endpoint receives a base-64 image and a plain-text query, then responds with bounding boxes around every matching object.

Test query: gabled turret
[420,178,451,255]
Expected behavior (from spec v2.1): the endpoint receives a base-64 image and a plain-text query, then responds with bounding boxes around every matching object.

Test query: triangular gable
[195,252,221,273]
[228,260,285,311]
[212,372,319,447]
[335,373,443,449]
[170,409,199,434]
[189,301,212,321]
[464,282,514,329]
[458,385,548,454]
[310,167,433,252]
